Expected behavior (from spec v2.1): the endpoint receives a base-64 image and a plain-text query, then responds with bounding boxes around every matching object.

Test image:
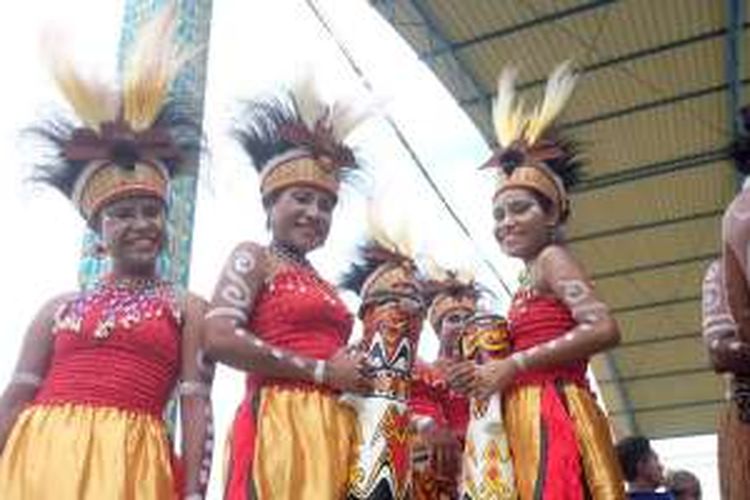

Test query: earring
[95,241,108,257]
[546,225,557,243]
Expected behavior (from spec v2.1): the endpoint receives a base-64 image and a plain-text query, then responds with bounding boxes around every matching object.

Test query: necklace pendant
[94,316,116,339]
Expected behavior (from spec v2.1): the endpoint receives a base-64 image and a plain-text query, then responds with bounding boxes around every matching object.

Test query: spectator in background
[666,470,701,500]
[616,436,673,500]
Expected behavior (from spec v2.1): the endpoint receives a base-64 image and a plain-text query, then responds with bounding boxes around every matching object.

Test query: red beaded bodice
[249,266,353,361]
[34,277,181,417]
[508,289,587,388]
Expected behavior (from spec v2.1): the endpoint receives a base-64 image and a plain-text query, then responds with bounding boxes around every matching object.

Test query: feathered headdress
[30,2,200,221]
[340,201,424,316]
[422,263,481,333]
[483,61,583,222]
[233,71,377,200]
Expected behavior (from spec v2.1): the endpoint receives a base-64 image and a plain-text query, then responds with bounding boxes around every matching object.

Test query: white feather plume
[329,91,382,142]
[492,66,527,148]
[291,67,381,140]
[122,1,196,131]
[525,61,578,143]
[290,69,330,130]
[365,197,414,259]
[41,28,119,131]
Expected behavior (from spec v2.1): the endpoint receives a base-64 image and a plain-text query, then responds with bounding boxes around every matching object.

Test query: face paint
[268,186,336,254]
[99,195,166,276]
[493,188,555,259]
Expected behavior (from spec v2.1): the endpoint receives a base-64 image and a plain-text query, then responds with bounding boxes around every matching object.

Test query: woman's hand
[473,359,518,400]
[445,360,476,395]
[709,336,750,375]
[325,349,369,393]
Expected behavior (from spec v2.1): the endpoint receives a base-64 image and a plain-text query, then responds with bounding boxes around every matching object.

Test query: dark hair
[616,436,653,482]
[340,245,390,295]
[498,131,584,191]
[231,95,301,174]
[497,130,583,223]
[731,106,750,175]
[232,92,363,194]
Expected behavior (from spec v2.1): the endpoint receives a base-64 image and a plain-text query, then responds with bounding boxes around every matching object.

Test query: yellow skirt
[504,383,624,500]
[226,385,358,500]
[0,403,175,500]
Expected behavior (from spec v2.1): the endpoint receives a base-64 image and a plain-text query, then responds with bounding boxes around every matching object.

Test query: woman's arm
[202,242,366,392]
[0,294,70,453]
[702,259,750,375]
[179,293,214,499]
[475,245,620,398]
[722,195,750,343]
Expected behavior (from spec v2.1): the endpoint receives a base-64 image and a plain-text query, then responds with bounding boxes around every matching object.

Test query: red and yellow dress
[410,361,469,500]
[0,278,182,500]
[504,290,624,500]
[224,266,357,500]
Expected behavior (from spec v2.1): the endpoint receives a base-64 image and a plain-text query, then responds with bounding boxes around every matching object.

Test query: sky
[0,1,719,498]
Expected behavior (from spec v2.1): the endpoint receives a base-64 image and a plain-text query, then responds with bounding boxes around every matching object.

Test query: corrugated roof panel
[609,338,711,379]
[424,0,534,42]
[616,373,721,410]
[595,259,711,311]
[375,0,739,440]
[569,165,733,237]
[568,215,722,267]
[567,94,731,175]
[635,403,722,438]
[614,300,703,346]
[560,37,726,123]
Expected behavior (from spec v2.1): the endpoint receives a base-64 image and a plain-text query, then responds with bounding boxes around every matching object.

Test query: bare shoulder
[28,291,79,335]
[39,291,78,317]
[723,191,750,232]
[184,291,209,315]
[225,241,269,275]
[537,244,579,270]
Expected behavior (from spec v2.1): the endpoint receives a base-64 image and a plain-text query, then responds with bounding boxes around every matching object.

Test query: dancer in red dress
[451,63,624,499]
[0,5,212,499]
[206,77,375,499]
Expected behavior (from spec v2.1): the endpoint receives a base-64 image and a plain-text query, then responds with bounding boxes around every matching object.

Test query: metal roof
[372,0,748,439]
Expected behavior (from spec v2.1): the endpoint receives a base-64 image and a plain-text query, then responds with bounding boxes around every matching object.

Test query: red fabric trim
[226,397,256,500]
[540,384,583,500]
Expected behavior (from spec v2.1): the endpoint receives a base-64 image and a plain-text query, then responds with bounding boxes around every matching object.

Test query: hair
[498,130,584,223]
[731,106,750,175]
[499,131,584,189]
[232,92,363,206]
[667,469,700,498]
[616,436,653,482]
[231,94,301,176]
[339,244,390,295]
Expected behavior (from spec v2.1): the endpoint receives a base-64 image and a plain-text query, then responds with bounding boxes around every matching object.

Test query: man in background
[616,436,673,500]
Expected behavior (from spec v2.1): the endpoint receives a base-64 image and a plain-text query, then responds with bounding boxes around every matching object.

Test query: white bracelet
[178,381,211,398]
[313,360,327,384]
[11,372,42,388]
[511,351,528,372]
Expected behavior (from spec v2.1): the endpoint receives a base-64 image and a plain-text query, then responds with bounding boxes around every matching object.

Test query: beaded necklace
[269,240,312,268]
[267,241,348,312]
[53,275,181,339]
